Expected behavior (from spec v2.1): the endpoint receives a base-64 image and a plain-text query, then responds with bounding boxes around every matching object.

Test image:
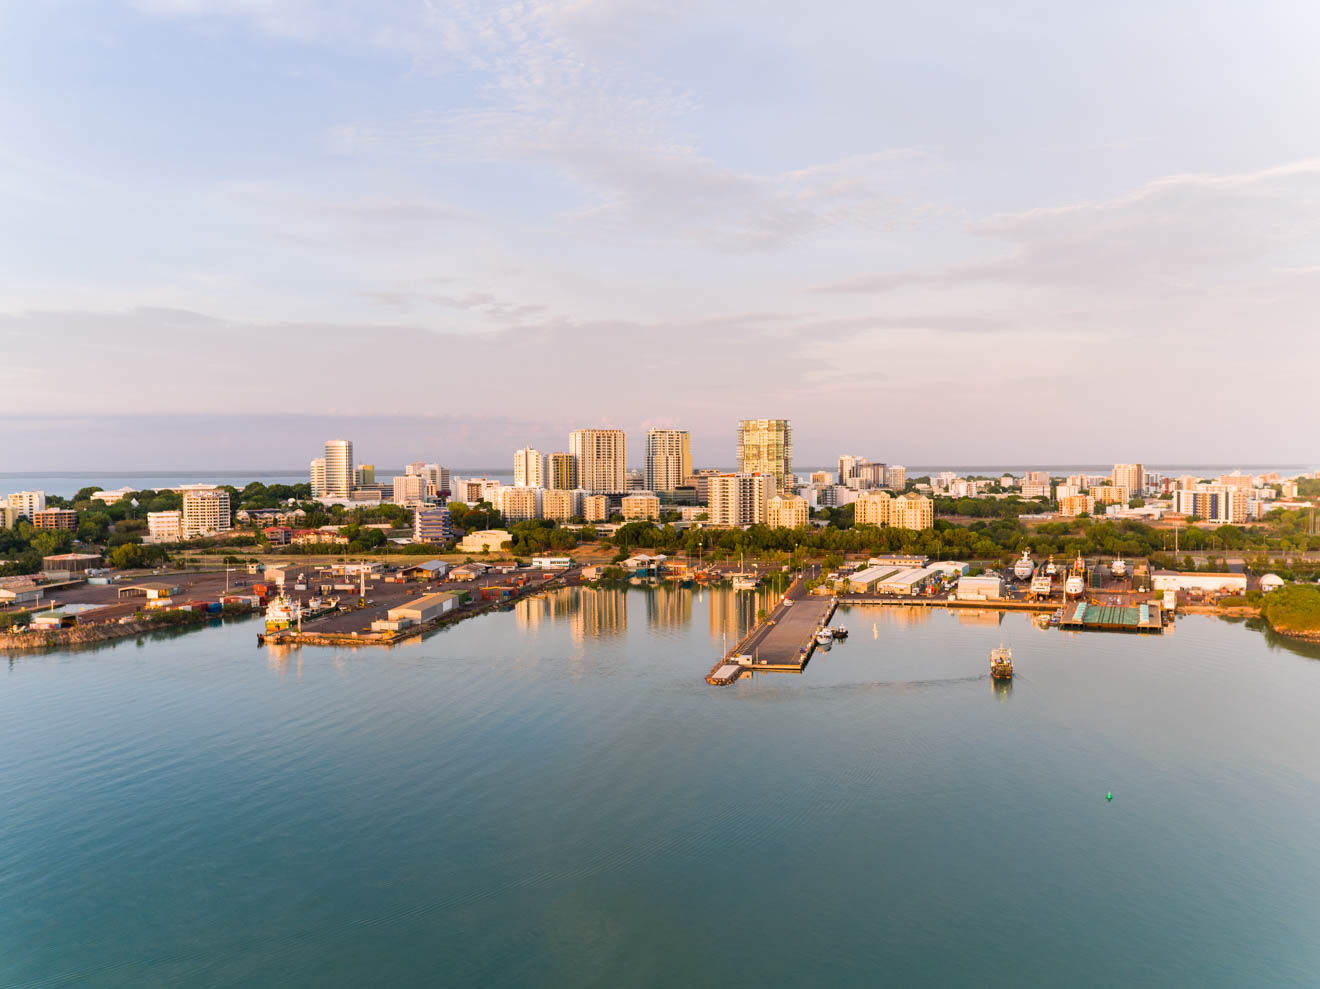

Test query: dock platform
[1059,600,1164,633]
[705,579,836,684]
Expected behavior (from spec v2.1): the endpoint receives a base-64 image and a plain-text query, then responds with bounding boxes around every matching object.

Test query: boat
[1111,555,1128,578]
[1044,556,1058,577]
[1030,573,1052,596]
[1013,549,1035,581]
[1064,553,1085,597]
[730,552,759,591]
[830,625,848,639]
[990,644,1013,680]
[815,630,834,646]
[264,595,300,632]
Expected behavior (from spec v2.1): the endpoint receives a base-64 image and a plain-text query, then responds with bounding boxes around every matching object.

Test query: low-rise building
[32,509,78,530]
[841,566,900,593]
[1151,571,1247,594]
[621,493,661,521]
[927,561,970,577]
[262,526,292,545]
[90,487,135,505]
[401,561,450,581]
[877,566,940,595]
[148,510,184,542]
[413,507,453,544]
[459,528,513,553]
[42,553,102,577]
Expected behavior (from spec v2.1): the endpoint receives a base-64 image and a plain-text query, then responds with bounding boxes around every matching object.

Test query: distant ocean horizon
[3,464,1315,499]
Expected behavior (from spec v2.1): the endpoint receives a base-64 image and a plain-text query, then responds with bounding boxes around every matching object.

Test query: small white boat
[815,631,834,646]
[732,575,759,591]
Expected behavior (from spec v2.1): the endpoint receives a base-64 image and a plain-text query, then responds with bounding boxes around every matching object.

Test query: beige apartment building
[644,430,691,493]
[708,473,771,527]
[569,429,626,493]
[496,486,542,522]
[1059,494,1096,517]
[1112,463,1144,495]
[583,494,610,523]
[766,494,809,529]
[1092,485,1129,505]
[855,490,933,530]
[182,488,231,538]
[541,488,583,522]
[855,490,893,527]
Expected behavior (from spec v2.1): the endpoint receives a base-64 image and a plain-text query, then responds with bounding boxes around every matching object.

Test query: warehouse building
[1151,571,1247,594]
[386,593,458,625]
[956,574,1005,601]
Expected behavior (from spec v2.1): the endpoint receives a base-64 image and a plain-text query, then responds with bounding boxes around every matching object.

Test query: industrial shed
[386,593,457,625]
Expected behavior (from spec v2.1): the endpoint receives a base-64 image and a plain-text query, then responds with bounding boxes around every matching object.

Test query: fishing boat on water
[990,644,1014,680]
[830,625,849,639]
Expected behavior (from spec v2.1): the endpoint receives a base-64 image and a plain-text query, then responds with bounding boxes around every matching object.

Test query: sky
[2,0,1318,471]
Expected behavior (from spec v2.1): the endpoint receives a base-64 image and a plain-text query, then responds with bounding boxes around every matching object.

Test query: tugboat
[990,644,1014,680]
[830,625,849,639]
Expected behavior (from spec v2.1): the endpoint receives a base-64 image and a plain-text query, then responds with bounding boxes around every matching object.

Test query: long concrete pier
[706,579,837,684]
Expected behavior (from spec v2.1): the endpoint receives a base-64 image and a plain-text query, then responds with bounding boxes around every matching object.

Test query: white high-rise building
[323,440,354,497]
[644,429,691,493]
[309,458,327,498]
[392,474,428,506]
[182,488,231,538]
[6,490,46,521]
[514,448,548,488]
[569,429,626,493]
[708,473,772,527]
[736,420,792,492]
[406,462,450,499]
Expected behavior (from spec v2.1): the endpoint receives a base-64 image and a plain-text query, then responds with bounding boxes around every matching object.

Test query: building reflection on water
[956,608,1004,627]
[512,580,789,645]
[572,586,627,641]
[646,584,692,630]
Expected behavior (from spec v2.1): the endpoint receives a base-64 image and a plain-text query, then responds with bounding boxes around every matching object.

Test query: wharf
[705,579,836,684]
[841,595,1057,612]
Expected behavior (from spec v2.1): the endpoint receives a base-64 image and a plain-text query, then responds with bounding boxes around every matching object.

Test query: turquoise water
[4,589,1320,986]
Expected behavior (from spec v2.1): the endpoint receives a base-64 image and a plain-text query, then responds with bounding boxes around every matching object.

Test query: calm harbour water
[3,589,1320,986]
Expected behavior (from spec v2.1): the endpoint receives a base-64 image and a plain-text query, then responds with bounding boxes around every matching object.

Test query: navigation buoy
[1106,792,1113,801]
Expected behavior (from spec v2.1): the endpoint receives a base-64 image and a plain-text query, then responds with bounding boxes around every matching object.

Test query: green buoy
[1106,792,1113,801]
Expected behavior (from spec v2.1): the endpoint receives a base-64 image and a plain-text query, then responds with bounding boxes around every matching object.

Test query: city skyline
[4,3,1320,469]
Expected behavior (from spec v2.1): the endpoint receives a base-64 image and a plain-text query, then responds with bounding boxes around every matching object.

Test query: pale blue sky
[3,1,1318,469]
